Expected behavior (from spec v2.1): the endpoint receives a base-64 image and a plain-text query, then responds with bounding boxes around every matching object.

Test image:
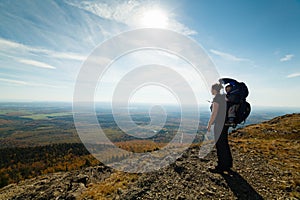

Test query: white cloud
[0,77,69,88]
[0,38,86,61]
[29,82,69,89]
[286,72,300,78]
[210,49,249,62]
[49,52,86,61]
[0,78,28,85]
[64,0,197,35]
[0,38,23,49]
[280,54,294,62]
[18,59,56,69]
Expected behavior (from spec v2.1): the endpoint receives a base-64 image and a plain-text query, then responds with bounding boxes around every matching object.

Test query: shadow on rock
[221,170,263,200]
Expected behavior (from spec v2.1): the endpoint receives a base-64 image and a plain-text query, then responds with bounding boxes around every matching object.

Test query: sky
[0,0,299,107]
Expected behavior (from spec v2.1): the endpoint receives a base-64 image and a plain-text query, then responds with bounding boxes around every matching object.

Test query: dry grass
[230,138,300,197]
[115,140,164,153]
[229,114,300,198]
[230,138,300,170]
[235,113,300,140]
[79,172,138,200]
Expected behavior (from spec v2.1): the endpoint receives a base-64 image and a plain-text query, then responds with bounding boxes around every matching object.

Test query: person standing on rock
[207,83,233,173]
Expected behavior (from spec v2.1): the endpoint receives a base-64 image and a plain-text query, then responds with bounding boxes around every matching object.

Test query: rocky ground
[0,114,299,200]
[0,165,112,200]
[118,145,298,200]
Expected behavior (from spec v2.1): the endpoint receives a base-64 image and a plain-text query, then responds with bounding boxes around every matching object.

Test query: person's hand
[207,123,211,132]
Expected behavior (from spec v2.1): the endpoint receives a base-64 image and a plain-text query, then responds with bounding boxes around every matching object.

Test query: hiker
[207,83,233,173]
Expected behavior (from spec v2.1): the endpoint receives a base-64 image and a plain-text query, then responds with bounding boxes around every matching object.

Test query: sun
[140,9,169,28]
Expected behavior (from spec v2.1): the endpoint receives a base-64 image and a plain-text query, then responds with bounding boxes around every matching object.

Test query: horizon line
[0,100,300,110]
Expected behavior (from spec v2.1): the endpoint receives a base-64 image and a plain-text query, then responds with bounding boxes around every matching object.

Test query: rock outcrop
[0,165,112,200]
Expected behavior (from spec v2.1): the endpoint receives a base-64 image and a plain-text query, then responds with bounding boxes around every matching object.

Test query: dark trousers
[214,124,233,168]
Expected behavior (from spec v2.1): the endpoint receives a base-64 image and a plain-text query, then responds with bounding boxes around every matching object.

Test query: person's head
[225,85,233,93]
[211,83,223,95]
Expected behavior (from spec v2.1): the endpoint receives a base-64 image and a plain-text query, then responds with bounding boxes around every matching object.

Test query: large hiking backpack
[235,100,251,124]
[219,78,251,124]
[237,82,249,100]
[229,82,249,101]
[234,82,250,124]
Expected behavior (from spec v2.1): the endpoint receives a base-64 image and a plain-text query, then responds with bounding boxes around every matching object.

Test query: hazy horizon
[1,101,299,114]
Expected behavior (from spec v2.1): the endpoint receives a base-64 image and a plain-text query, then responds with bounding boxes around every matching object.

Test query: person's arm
[207,102,219,132]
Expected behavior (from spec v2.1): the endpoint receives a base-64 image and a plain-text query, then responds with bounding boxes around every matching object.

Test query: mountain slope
[0,113,299,199]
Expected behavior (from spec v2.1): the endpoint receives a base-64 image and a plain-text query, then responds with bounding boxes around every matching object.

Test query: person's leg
[215,125,233,169]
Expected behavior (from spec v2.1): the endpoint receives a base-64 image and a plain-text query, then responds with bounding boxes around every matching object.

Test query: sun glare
[140,9,169,28]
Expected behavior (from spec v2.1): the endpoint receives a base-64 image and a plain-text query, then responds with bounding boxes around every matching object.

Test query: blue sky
[0,0,299,107]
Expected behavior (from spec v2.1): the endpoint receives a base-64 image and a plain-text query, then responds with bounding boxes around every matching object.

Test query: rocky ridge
[0,113,299,199]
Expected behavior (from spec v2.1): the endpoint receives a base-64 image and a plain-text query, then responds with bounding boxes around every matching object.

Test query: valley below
[0,103,299,199]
